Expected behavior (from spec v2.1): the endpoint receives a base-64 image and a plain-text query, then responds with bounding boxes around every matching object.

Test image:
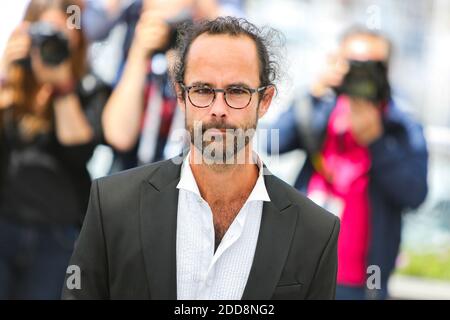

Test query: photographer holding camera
[269,26,428,299]
[0,0,109,299]
[100,0,220,171]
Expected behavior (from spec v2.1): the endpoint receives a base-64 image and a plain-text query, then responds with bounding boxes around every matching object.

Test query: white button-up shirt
[176,152,271,300]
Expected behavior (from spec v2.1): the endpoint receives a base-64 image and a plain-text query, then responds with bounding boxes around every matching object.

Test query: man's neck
[189,146,259,205]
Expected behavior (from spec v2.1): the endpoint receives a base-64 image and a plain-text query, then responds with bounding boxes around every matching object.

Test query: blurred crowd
[0,0,432,300]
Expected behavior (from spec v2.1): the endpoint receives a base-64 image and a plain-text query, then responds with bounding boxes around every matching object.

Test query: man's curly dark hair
[172,16,284,99]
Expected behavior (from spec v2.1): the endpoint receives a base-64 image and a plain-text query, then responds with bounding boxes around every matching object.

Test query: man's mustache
[200,121,238,134]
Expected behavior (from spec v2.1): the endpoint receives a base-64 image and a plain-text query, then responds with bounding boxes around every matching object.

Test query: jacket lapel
[139,159,182,299]
[242,173,299,300]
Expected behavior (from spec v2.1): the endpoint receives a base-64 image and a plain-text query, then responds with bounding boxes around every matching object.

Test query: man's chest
[210,198,247,242]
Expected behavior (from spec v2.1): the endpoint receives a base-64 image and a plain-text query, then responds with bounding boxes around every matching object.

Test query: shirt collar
[176,151,271,203]
[176,151,202,198]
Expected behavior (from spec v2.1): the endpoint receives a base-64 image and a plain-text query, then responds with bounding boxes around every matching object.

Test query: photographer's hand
[311,54,349,98]
[30,48,73,86]
[0,23,31,74]
[29,49,93,145]
[129,10,170,60]
[1,23,30,110]
[349,98,384,146]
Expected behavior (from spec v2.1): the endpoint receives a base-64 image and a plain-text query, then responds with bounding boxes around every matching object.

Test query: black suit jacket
[62,158,339,300]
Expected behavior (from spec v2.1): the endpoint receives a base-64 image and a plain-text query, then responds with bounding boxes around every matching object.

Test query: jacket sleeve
[267,93,334,155]
[267,104,305,154]
[61,179,110,299]
[306,216,340,300]
[369,115,428,209]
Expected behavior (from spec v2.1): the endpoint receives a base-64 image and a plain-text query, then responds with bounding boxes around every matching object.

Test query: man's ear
[257,85,275,119]
[175,83,186,112]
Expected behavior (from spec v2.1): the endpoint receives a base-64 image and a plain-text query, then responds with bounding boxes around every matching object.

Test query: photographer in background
[100,0,220,171]
[0,0,109,299]
[268,26,428,299]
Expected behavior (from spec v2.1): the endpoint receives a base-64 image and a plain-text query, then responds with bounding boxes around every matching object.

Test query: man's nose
[209,91,229,118]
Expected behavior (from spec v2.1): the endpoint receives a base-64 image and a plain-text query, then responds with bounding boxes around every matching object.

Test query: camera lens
[40,36,70,66]
[337,60,390,103]
[29,22,70,66]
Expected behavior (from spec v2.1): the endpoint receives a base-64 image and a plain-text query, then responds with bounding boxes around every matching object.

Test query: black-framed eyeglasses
[179,83,267,109]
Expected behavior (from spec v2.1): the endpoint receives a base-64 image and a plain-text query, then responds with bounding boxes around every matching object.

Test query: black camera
[29,22,70,66]
[335,60,391,104]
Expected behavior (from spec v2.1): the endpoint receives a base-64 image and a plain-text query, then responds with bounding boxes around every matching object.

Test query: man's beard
[186,113,258,165]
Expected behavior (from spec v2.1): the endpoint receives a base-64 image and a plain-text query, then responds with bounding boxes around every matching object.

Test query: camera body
[29,22,70,66]
[335,60,391,104]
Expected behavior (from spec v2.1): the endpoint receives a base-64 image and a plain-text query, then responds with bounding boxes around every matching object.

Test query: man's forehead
[184,33,260,85]
[189,32,257,51]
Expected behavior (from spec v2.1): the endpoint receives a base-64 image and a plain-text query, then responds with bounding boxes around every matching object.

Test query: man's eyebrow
[226,82,252,88]
[189,81,253,88]
[190,81,213,87]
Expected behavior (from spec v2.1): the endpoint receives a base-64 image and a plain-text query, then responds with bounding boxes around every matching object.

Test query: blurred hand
[311,53,349,98]
[104,0,122,18]
[349,98,384,146]
[0,23,31,73]
[0,86,13,110]
[130,10,170,59]
[33,83,54,115]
